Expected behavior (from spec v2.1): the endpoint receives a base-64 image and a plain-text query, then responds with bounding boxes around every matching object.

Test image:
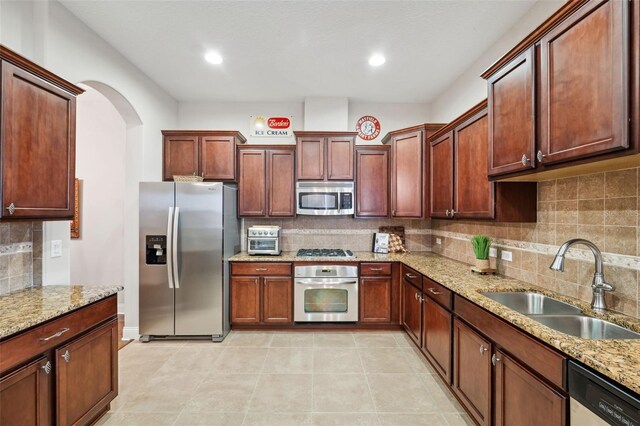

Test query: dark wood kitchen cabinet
[421,279,453,384]
[355,146,389,217]
[0,45,83,220]
[0,356,52,426]
[401,267,423,346]
[237,146,295,217]
[230,263,293,325]
[295,131,356,180]
[162,130,246,181]
[429,102,536,222]
[359,263,394,324]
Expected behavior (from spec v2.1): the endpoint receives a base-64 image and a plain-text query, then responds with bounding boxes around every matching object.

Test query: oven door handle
[295,279,358,285]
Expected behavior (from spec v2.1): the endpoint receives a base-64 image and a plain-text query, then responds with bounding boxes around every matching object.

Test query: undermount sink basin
[534,315,640,340]
[481,292,584,315]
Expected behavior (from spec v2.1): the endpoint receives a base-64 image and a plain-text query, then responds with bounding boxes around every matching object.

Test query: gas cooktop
[296,249,355,258]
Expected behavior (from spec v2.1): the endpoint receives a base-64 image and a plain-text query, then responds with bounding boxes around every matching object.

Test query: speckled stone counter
[0,285,123,339]
[230,251,640,394]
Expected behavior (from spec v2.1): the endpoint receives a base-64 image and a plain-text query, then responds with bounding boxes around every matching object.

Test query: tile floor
[97,331,474,426]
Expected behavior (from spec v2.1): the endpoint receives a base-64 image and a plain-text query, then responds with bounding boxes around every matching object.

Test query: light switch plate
[51,240,62,258]
[501,250,513,262]
[436,238,442,245]
[489,247,497,258]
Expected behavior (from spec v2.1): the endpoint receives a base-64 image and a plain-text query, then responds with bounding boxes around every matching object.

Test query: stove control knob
[269,231,275,236]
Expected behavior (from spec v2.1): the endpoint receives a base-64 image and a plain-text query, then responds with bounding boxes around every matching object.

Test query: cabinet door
[0,356,52,426]
[327,136,354,180]
[267,150,295,217]
[200,135,235,180]
[453,319,492,426]
[494,350,566,426]
[262,277,293,323]
[401,279,422,346]
[391,131,424,217]
[540,0,629,165]
[1,61,76,219]
[238,150,266,216]
[487,48,535,176]
[454,110,495,219]
[360,277,392,323]
[230,276,261,324]
[56,319,118,426]
[356,148,389,217]
[297,137,325,180]
[422,297,452,384]
[430,131,454,219]
[163,135,199,180]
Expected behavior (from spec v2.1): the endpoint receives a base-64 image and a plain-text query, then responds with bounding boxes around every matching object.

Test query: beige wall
[0,222,41,292]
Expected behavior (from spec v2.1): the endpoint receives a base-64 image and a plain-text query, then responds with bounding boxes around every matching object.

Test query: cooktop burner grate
[296,248,354,258]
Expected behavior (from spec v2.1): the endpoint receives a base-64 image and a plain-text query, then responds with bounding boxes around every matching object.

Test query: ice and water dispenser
[145,235,167,265]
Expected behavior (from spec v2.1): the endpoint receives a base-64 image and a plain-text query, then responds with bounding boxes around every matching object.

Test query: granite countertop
[230,251,640,394]
[0,285,123,339]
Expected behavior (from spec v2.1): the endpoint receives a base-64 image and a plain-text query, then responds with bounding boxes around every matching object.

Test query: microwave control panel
[340,193,353,210]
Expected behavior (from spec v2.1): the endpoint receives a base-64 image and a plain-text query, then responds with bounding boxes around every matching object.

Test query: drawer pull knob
[479,345,488,356]
[414,292,420,300]
[492,354,501,366]
[521,154,530,166]
[41,361,52,374]
[61,350,71,363]
[40,327,70,342]
[6,203,16,215]
[428,288,442,295]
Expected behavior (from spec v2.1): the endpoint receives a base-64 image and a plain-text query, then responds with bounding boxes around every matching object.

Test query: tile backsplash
[430,167,640,319]
[0,222,41,293]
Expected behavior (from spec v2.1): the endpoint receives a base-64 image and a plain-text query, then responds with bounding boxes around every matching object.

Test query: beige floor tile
[248,374,313,413]
[242,412,312,425]
[313,333,356,347]
[226,332,273,347]
[378,413,448,425]
[419,374,464,413]
[442,412,475,426]
[98,412,179,426]
[400,347,438,374]
[313,374,375,412]
[313,348,363,373]
[122,372,204,413]
[157,345,223,374]
[213,347,268,373]
[311,412,378,425]
[270,333,315,348]
[353,333,399,348]
[391,332,414,347]
[183,374,259,413]
[263,347,314,373]
[358,348,413,374]
[173,411,245,425]
[367,374,438,412]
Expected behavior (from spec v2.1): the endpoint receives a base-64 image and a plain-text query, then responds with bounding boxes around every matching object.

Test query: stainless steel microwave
[296,181,354,216]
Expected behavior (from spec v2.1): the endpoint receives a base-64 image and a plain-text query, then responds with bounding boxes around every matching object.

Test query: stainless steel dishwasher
[569,361,639,426]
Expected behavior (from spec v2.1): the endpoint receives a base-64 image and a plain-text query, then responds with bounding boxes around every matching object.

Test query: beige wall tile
[577,225,605,248]
[604,226,637,256]
[578,199,605,225]
[556,200,578,224]
[578,173,605,199]
[605,169,638,198]
[556,224,578,245]
[556,177,578,200]
[604,197,637,227]
[538,181,556,202]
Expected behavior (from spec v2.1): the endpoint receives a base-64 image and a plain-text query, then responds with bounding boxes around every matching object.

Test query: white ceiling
[60,0,539,103]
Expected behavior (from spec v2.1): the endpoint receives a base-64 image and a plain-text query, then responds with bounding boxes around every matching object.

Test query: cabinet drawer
[454,295,566,390]
[0,296,117,374]
[423,278,452,310]
[231,262,292,276]
[360,263,392,276]
[401,265,422,290]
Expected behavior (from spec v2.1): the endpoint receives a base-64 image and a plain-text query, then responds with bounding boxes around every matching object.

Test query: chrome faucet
[549,239,614,310]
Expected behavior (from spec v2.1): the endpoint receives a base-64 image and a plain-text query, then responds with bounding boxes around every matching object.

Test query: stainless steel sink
[481,292,584,315]
[534,315,640,340]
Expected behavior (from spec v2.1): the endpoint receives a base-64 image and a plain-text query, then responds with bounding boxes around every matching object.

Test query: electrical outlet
[436,238,442,245]
[489,247,497,258]
[501,250,513,262]
[51,240,62,258]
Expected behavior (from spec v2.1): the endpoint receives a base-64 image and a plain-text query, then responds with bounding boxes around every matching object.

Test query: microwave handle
[337,191,341,214]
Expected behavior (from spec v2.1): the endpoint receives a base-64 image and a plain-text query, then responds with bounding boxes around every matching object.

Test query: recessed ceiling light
[204,51,223,65]
[368,54,386,67]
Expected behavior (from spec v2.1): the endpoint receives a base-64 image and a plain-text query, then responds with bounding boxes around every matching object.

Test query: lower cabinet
[262,277,293,323]
[230,273,293,325]
[359,263,395,324]
[401,278,422,346]
[0,356,52,426]
[422,296,452,383]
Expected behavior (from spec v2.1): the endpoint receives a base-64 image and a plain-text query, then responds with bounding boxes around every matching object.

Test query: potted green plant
[471,235,492,270]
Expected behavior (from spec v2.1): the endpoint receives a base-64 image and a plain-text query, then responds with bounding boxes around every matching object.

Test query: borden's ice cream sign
[250,116,293,137]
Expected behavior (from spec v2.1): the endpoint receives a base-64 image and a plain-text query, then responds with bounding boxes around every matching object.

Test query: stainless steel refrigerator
[139,182,239,342]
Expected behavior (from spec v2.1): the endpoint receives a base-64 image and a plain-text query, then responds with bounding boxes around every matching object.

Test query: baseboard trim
[122,326,139,341]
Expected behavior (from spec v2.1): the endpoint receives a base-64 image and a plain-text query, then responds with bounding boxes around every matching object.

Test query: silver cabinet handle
[41,361,52,375]
[405,273,417,279]
[166,207,175,289]
[369,267,383,271]
[479,345,488,356]
[521,154,530,166]
[428,288,442,295]
[414,292,419,300]
[40,327,70,341]
[491,354,501,366]
[6,203,15,215]
[61,350,71,363]
[537,150,545,163]
[255,268,268,271]
[418,295,424,303]
[172,207,180,289]
[445,209,450,217]
[450,209,456,218]
[392,210,396,216]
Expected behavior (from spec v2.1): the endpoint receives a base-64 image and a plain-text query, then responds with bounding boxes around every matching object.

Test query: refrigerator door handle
[166,207,174,289]
[173,206,181,288]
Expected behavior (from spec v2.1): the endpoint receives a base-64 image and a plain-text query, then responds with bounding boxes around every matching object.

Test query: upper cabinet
[355,146,389,217]
[295,132,356,181]
[0,45,84,220]
[162,130,246,181]
[382,124,443,218]
[429,101,537,222]
[483,0,639,180]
